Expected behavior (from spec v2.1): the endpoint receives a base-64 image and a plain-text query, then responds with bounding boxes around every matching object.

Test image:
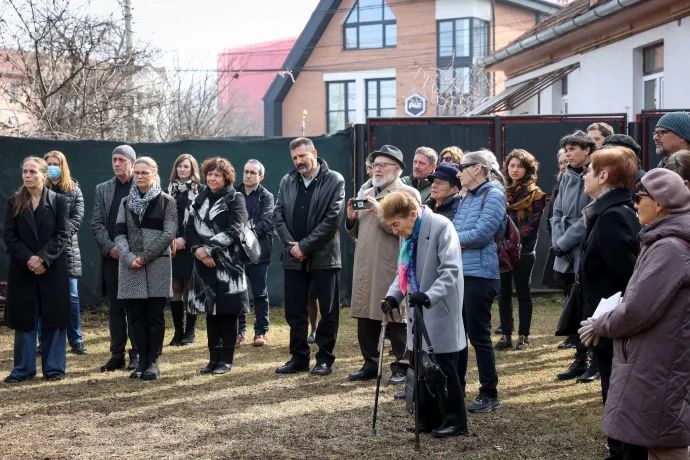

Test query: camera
[352,199,370,210]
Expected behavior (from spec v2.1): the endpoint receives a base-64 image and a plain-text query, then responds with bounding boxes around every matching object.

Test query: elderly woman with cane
[380,191,467,439]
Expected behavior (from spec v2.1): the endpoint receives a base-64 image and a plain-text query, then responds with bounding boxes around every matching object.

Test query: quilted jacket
[451,181,506,280]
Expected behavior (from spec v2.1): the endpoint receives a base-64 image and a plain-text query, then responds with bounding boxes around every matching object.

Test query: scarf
[128,180,161,219]
[397,212,423,296]
[506,181,545,226]
[168,178,198,197]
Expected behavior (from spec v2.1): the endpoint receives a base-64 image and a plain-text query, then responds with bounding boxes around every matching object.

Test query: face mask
[47,165,62,180]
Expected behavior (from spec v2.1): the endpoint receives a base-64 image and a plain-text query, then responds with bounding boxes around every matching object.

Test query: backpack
[481,187,522,273]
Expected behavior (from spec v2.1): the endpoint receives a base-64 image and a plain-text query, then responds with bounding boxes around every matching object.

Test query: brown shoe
[253,335,266,347]
[236,334,245,346]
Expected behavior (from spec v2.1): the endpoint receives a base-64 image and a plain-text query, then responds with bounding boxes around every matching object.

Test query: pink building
[217,37,297,135]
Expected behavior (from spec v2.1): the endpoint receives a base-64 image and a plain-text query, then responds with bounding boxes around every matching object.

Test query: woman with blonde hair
[114,157,176,380]
[39,150,87,355]
[439,146,464,164]
[167,153,205,346]
[3,157,71,382]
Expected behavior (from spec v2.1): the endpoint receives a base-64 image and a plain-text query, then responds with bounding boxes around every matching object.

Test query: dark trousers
[498,253,536,337]
[556,271,578,344]
[239,262,270,336]
[418,351,467,430]
[284,269,340,367]
[605,440,649,459]
[124,297,165,365]
[357,317,407,375]
[103,257,137,359]
[458,276,500,398]
[594,337,614,403]
[207,314,238,363]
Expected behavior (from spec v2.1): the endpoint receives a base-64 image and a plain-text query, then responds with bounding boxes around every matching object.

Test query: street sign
[405,93,426,117]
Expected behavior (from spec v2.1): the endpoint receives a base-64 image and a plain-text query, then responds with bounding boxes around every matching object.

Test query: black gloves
[409,291,431,309]
[381,296,399,315]
[552,247,564,257]
[553,247,574,265]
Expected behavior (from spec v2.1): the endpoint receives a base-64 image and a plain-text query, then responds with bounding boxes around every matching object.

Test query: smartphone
[352,199,371,210]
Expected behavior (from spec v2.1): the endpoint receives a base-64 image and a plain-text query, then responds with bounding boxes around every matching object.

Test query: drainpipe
[479,0,645,68]
[491,0,496,95]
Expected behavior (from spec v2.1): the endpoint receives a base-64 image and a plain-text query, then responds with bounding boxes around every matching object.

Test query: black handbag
[555,273,582,336]
[414,306,448,400]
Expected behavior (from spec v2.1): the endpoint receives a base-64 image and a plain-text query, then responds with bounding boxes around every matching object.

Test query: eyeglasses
[244,170,260,176]
[441,156,453,163]
[371,162,397,170]
[653,129,671,138]
[457,163,479,171]
[133,171,152,177]
[633,191,651,205]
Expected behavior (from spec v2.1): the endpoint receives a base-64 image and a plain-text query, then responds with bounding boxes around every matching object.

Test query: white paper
[592,292,622,319]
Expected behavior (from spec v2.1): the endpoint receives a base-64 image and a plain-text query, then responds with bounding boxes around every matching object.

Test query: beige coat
[348,179,420,321]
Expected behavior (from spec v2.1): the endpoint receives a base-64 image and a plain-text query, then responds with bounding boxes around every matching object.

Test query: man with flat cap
[602,134,646,184]
[346,145,421,383]
[91,145,139,372]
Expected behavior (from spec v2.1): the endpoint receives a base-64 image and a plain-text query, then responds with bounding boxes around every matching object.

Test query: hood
[564,165,585,180]
[639,213,690,246]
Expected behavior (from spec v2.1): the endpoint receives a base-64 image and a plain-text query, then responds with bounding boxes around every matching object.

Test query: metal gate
[639,110,690,170]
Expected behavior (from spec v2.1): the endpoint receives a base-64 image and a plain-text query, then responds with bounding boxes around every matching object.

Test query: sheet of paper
[592,292,622,319]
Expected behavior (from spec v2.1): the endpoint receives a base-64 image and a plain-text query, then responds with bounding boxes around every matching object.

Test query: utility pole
[124,0,134,140]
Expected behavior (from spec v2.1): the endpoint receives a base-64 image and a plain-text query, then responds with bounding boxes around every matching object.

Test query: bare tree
[412,63,491,116]
[0,0,164,140]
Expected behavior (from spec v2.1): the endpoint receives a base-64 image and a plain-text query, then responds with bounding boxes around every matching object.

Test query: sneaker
[494,335,513,350]
[253,335,266,347]
[236,334,245,346]
[307,331,316,345]
[515,335,529,350]
[467,394,502,413]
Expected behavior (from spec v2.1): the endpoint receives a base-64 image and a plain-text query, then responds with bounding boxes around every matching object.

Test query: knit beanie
[641,168,690,214]
[112,145,136,164]
[656,112,690,143]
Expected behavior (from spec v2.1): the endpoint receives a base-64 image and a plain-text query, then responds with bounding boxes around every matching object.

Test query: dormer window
[344,0,396,50]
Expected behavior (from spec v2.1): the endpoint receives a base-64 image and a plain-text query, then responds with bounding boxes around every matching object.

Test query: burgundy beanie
[641,169,690,214]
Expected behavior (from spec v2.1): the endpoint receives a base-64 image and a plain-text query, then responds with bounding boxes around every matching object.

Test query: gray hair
[245,159,265,176]
[414,146,438,166]
[463,149,506,185]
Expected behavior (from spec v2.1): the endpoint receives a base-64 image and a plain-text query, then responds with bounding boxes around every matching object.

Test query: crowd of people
[3,111,690,457]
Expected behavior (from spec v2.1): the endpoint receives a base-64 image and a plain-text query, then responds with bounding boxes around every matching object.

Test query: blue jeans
[11,300,67,379]
[238,263,270,336]
[38,277,82,347]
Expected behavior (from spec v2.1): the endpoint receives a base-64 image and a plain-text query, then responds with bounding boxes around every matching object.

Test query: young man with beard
[550,131,599,383]
[401,146,437,202]
[653,111,690,168]
[91,145,139,372]
[273,137,345,376]
[345,145,420,384]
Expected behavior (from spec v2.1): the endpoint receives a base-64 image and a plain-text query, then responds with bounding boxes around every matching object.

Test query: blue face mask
[47,165,62,180]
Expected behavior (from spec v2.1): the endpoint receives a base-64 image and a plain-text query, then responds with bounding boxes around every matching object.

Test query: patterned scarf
[506,181,545,226]
[168,178,198,197]
[128,180,161,219]
[397,212,423,295]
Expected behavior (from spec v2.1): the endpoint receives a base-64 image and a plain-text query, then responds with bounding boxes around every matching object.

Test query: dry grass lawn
[0,296,607,459]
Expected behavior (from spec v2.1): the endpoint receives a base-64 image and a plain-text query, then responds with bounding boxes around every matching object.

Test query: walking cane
[413,303,421,452]
[369,308,390,436]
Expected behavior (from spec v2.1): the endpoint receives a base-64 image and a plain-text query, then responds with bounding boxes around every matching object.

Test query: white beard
[372,174,396,188]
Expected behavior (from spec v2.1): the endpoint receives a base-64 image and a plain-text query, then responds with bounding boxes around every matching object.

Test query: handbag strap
[413,306,439,366]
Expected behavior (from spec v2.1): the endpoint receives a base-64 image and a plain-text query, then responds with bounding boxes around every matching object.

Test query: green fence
[0,128,355,307]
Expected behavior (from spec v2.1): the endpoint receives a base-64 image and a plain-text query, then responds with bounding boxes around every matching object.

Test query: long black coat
[3,188,71,331]
[578,188,641,321]
[185,186,249,316]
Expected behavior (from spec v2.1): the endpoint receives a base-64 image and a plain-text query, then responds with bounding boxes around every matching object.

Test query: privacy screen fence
[0,129,355,307]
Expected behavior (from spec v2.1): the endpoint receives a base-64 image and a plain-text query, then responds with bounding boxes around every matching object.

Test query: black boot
[180,313,197,345]
[142,358,160,381]
[557,352,588,380]
[200,348,220,375]
[577,357,600,383]
[169,301,184,346]
[213,345,234,375]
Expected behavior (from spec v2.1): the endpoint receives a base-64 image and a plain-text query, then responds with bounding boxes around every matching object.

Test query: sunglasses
[457,163,479,171]
[633,191,651,205]
[441,156,453,163]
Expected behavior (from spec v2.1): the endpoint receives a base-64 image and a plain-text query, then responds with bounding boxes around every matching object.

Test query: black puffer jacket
[274,158,345,271]
[49,181,84,277]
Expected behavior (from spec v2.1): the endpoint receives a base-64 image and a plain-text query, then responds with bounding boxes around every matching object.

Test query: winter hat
[427,163,461,189]
[112,145,136,164]
[369,145,405,169]
[603,134,641,157]
[641,168,690,214]
[656,112,690,143]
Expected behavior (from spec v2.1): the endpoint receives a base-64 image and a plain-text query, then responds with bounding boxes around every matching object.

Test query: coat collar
[363,178,405,199]
[21,187,53,241]
[593,188,634,214]
[288,157,329,181]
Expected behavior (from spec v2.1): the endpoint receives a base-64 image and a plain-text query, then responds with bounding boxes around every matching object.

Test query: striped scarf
[397,214,423,295]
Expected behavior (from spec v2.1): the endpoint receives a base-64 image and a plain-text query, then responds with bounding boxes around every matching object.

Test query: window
[344,0,396,50]
[326,81,356,133]
[366,78,396,117]
[437,18,490,115]
[643,42,664,110]
[561,76,568,114]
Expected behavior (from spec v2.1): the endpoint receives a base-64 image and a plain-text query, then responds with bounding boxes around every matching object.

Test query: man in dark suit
[91,145,138,372]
